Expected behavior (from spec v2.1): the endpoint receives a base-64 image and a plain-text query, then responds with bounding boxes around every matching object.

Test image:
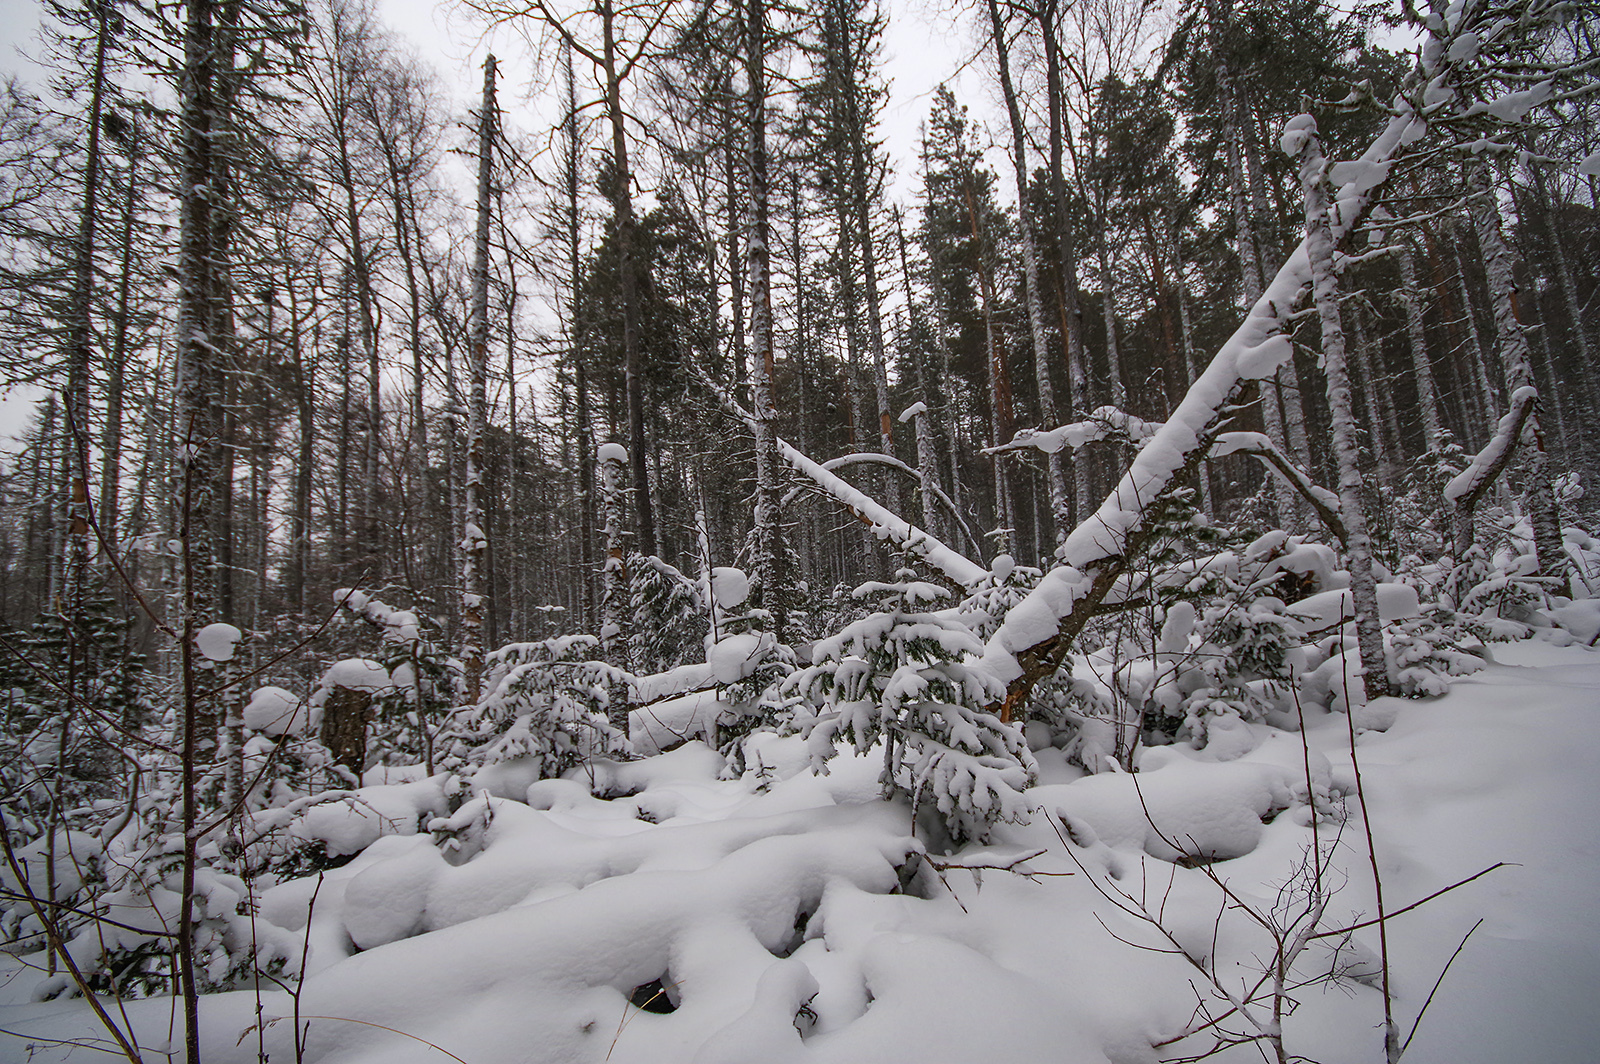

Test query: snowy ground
[4,639,1598,1064]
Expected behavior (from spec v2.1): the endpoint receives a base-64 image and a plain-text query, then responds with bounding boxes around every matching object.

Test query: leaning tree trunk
[976,59,1432,719]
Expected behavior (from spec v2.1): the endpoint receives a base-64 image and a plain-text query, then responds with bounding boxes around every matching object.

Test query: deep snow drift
[4,640,1598,1064]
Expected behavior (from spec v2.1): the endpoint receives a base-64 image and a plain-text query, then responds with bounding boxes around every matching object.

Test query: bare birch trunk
[1293,117,1389,702]
[1398,244,1445,445]
[745,0,786,637]
[461,55,496,704]
[599,442,629,732]
[988,0,1068,548]
[1463,161,1564,589]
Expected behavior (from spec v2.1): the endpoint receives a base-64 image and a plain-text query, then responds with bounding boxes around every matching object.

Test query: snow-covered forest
[0,0,1598,1059]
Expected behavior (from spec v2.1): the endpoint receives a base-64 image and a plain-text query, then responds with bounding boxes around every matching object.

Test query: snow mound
[195,622,242,662]
[1286,581,1421,629]
[710,566,750,609]
[9,646,1600,1064]
[323,657,392,692]
[287,776,452,857]
[1042,757,1301,863]
[243,685,312,737]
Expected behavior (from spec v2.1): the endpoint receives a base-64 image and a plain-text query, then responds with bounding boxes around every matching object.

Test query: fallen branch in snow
[1400,919,1484,1058]
[922,848,1069,876]
[911,847,1073,914]
[1305,863,1508,942]
[246,1015,471,1064]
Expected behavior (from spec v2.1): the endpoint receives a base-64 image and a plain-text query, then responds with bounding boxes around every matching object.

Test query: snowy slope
[4,642,1598,1064]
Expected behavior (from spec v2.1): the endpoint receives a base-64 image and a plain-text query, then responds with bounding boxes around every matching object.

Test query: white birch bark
[1454,160,1565,588]
[745,0,786,636]
[1288,114,1390,701]
[987,0,1069,549]
[598,441,630,732]
[1397,243,1445,445]
[978,80,1424,715]
[461,55,496,705]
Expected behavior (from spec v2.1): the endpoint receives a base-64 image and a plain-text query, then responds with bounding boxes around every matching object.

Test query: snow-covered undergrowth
[4,641,1598,1064]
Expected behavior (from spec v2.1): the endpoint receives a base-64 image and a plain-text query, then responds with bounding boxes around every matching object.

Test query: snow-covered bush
[1385,609,1488,697]
[789,571,1035,843]
[461,636,628,779]
[1443,517,1560,640]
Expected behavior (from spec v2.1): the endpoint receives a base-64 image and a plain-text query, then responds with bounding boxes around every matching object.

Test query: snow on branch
[990,415,1346,546]
[688,359,988,590]
[1443,385,1537,508]
[777,440,989,589]
[781,451,985,558]
[1213,432,1347,545]
[985,406,1163,456]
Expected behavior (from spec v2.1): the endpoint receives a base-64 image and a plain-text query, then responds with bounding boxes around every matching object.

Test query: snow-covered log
[782,451,984,558]
[985,406,1163,456]
[693,360,989,591]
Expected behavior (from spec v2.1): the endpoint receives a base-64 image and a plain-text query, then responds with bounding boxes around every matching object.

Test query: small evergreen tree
[791,570,1034,843]
[463,636,627,779]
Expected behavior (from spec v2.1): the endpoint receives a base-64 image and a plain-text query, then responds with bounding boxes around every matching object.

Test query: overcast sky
[0,0,996,444]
